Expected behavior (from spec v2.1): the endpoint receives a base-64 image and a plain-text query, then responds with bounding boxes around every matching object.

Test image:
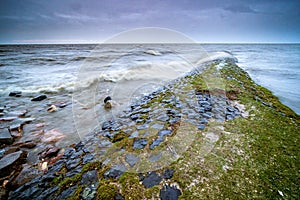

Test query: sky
[0,0,299,43]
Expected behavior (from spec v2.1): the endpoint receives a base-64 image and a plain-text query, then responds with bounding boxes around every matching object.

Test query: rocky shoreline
[1,59,299,199]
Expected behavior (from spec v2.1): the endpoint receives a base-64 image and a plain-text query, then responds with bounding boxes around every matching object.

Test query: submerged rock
[31,95,47,101]
[9,91,22,97]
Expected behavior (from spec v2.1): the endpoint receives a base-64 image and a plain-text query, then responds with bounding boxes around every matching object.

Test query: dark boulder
[31,95,47,101]
[9,91,22,97]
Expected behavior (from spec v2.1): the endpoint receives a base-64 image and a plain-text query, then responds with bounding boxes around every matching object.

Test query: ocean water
[0,44,299,149]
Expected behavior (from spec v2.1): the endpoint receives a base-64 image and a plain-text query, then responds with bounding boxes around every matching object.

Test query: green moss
[119,173,144,199]
[82,160,102,173]
[171,62,300,199]
[97,180,119,200]
[112,131,127,143]
[66,185,85,200]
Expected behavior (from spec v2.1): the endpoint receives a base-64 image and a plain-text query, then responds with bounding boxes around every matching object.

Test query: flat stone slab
[0,151,27,178]
[0,128,14,145]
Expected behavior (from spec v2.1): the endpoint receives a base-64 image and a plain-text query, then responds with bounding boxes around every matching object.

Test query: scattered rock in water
[0,151,27,178]
[9,110,27,117]
[31,95,47,101]
[142,171,162,188]
[0,128,14,145]
[14,140,37,149]
[47,105,57,113]
[0,107,4,112]
[9,91,22,97]
[41,129,65,143]
[160,185,182,200]
[0,117,17,122]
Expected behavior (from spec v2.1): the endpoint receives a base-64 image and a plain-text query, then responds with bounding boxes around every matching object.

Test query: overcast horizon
[1,0,299,44]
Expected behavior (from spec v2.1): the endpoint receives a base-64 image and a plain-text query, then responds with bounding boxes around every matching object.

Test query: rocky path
[4,60,247,199]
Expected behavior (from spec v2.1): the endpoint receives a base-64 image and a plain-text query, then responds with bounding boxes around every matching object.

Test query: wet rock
[3,146,20,156]
[57,185,77,199]
[0,107,4,112]
[157,114,169,122]
[38,145,59,159]
[226,114,234,121]
[11,164,42,188]
[41,129,65,143]
[81,170,98,185]
[136,123,149,130]
[47,105,57,113]
[65,165,82,178]
[9,123,23,135]
[9,91,22,97]
[133,138,148,149]
[158,129,172,137]
[66,158,80,170]
[125,154,139,167]
[82,154,94,165]
[104,164,126,179]
[199,118,209,124]
[31,94,47,101]
[142,171,162,188]
[160,185,182,200]
[151,123,164,130]
[0,151,27,178]
[0,117,17,122]
[102,121,111,130]
[197,124,206,130]
[130,113,141,121]
[0,128,14,145]
[163,169,174,179]
[14,140,37,149]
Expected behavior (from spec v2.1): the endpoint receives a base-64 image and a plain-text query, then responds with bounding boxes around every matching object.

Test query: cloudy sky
[0,0,299,43]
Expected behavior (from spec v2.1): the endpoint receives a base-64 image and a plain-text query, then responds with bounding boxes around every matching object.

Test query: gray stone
[160,185,182,200]
[125,154,139,167]
[151,123,164,130]
[129,131,139,138]
[157,114,169,122]
[0,151,27,178]
[104,164,126,179]
[136,123,149,130]
[149,137,164,150]
[133,139,148,149]
[0,128,14,145]
[81,170,98,185]
[163,169,174,179]
[158,130,172,137]
[142,171,162,188]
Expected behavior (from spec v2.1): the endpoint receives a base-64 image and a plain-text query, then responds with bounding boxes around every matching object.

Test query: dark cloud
[0,0,299,43]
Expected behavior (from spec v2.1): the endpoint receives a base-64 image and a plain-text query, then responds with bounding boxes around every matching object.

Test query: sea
[0,44,299,156]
